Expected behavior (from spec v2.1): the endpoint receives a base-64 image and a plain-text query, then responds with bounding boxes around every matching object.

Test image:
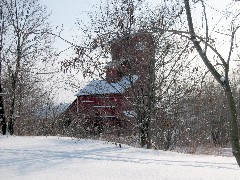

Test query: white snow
[123,110,137,117]
[220,76,225,82]
[104,59,127,68]
[0,136,240,180]
[135,42,145,51]
[76,75,138,96]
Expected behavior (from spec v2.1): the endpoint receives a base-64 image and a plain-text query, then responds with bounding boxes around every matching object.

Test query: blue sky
[40,0,232,57]
[39,0,102,103]
[40,0,100,50]
[41,0,98,25]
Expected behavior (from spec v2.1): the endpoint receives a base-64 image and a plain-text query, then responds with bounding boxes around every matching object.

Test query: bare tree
[183,0,240,166]
[1,0,55,135]
[0,1,7,135]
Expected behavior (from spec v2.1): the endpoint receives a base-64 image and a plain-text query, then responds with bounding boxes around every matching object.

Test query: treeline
[0,0,57,134]
[12,74,239,152]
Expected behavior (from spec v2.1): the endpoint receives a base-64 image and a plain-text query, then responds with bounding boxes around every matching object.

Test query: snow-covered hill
[0,136,239,180]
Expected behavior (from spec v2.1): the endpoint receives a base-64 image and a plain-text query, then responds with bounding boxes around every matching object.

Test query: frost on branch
[220,76,225,82]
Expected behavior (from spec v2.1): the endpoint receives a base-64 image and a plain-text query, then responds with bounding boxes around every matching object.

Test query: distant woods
[0,0,56,135]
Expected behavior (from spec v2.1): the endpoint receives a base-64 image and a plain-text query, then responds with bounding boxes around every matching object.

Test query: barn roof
[76,75,138,96]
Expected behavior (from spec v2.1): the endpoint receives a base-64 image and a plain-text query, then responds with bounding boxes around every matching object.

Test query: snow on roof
[123,110,137,118]
[76,75,138,96]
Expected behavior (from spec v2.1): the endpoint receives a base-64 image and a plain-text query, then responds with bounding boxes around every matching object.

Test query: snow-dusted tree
[1,0,55,135]
[182,0,240,166]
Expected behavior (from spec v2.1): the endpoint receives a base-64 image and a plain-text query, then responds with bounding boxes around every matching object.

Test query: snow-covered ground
[0,136,240,180]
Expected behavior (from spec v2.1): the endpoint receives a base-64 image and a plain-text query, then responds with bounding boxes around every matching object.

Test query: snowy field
[0,136,240,180]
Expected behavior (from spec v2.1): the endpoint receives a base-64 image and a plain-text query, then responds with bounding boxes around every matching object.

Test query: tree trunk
[138,111,147,147]
[139,121,151,148]
[146,63,155,149]
[0,3,6,135]
[8,71,18,135]
[0,85,6,135]
[8,31,21,135]
[140,123,147,147]
[225,82,240,166]
[146,121,151,149]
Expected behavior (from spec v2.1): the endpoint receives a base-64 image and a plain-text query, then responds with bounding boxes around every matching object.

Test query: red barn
[66,33,155,133]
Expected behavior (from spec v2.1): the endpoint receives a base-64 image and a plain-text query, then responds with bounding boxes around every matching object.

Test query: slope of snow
[0,136,240,180]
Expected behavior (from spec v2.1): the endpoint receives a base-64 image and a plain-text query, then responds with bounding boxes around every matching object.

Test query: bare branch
[184,0,224,87]
[227,25,240,66]
[201,0,208,53]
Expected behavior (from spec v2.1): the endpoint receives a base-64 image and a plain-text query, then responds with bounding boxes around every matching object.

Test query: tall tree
[0,1,7,135]
[183,0,240,166]
[2,0,55,135]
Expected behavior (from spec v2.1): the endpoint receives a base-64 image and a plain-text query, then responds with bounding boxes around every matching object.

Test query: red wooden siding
[76,94,132,119]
